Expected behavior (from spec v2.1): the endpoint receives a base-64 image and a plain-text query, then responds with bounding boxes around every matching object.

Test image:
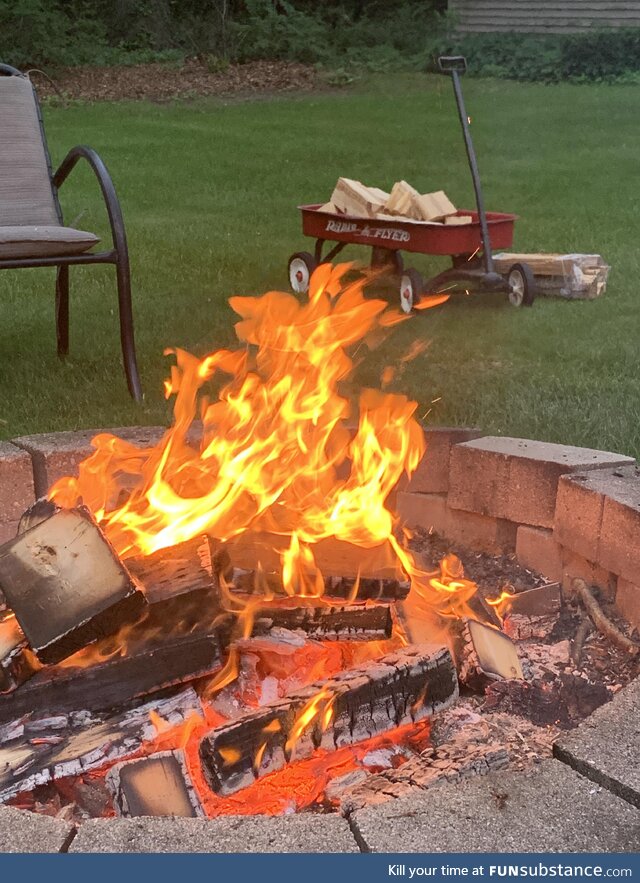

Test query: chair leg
[55,265,69,357]
[115,254,143,402]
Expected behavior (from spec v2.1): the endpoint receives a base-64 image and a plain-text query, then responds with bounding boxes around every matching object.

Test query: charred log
[251,601,392,641]
[0,614,230,723]
[0,507,146,664]
[17,498,60,535]
[0,617,39,693]
[452,618,522,687]
[126,536,215,606]
[209,532,408,583]
[0,688,203,802]
[200,643,458,796]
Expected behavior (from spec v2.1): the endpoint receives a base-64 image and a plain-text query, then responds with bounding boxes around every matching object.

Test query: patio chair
[0,63,142,401]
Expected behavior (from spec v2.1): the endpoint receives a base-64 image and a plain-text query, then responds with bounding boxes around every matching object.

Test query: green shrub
[443,28,640,84]
[0,0,109,68]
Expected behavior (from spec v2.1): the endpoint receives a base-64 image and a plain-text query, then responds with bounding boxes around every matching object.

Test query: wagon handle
[437,56,467,74]
[438,55,497,277]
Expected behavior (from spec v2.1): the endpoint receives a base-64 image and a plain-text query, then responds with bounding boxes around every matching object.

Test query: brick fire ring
[0,426,639,853]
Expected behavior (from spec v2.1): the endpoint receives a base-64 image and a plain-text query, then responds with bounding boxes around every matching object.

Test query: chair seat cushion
[0,225,100,259]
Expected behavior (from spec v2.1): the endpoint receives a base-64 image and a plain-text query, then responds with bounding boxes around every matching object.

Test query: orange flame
[49,264,469,626]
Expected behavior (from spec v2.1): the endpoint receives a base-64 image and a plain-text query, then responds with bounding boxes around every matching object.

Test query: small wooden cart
[287,57,535,312]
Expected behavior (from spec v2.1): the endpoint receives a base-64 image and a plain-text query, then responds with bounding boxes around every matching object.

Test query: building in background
[448,0,640,33]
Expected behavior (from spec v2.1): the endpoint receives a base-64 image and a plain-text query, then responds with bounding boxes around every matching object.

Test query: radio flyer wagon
[287,56,535,312]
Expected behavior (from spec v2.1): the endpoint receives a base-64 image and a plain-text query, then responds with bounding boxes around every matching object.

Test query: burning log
[252,602,392,642]
[106,749,204,818]
[0,615,229,723]
[223,567,410,603]
[0,507,146,664]
[200,643,458,796]
[0,688,203,802]
[0,617,38,693]
[126,536,215,606]
[211,533,408,584]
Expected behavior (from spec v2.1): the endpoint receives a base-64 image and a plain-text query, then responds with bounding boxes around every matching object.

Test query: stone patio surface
[351,760,640,853]
[69,813,359,853]
[554,676,640,808]
[0,806,74,853]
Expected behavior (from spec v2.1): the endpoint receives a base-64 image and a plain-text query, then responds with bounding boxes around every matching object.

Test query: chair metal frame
[0,63,142,401]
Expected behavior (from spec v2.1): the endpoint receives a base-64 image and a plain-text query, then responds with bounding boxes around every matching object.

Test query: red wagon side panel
[299,205,517,256]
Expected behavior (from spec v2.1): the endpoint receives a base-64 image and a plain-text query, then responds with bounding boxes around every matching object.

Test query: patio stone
[554,676,640,809]
[448,437,633,529]
[12,426,166,497]
[0,442,35,545]
[70,813,359,853]
[0,806,74,853]
[351,760,640,852]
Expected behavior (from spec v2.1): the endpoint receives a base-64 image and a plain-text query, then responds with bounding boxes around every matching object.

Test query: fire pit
[0,265,638,852]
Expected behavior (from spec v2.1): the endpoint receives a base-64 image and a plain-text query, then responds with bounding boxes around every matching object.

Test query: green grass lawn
[1,74,639,457]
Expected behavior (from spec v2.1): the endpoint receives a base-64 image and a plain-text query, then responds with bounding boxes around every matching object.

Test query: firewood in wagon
[0,507,146,664]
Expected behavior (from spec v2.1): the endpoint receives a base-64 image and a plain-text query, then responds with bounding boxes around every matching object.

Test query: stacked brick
[397,433,639,630]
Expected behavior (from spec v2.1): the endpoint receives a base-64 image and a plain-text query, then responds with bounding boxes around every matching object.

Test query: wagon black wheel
[288,251,317,294]
[507,262,535,307]
[399,268,424,313]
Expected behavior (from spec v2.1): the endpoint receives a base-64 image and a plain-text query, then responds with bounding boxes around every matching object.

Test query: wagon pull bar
[437,55,498,280]
[437,56,467,74]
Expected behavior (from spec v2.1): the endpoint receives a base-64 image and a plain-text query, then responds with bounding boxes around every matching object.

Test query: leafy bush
[443,29,640,83]
[0,0,109,68]
[0,0,448,70]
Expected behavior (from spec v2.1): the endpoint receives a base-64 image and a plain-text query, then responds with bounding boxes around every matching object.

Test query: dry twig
[572,578,640,657]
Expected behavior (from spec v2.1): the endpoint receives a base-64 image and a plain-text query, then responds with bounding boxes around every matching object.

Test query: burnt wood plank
[0,689,203,801]
[0,507,146,664]
[210,532,407,581]
[0,616,231,723]
[252,601,392,641]
[0,617,38,693]
[126,536,214,605]
[200,643,458,796]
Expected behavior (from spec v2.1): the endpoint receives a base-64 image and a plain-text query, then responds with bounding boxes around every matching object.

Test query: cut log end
[106,749,204,818]
[0,507,146,664]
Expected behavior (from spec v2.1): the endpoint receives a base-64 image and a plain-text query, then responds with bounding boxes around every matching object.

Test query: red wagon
[287,57,535,312]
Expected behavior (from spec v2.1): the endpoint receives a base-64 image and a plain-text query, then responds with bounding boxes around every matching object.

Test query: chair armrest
[53,145,128,259]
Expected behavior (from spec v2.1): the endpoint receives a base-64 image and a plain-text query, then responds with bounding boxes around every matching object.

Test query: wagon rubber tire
[507,262,535,307]
[399,268,424,313]
[288,251,317,294]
